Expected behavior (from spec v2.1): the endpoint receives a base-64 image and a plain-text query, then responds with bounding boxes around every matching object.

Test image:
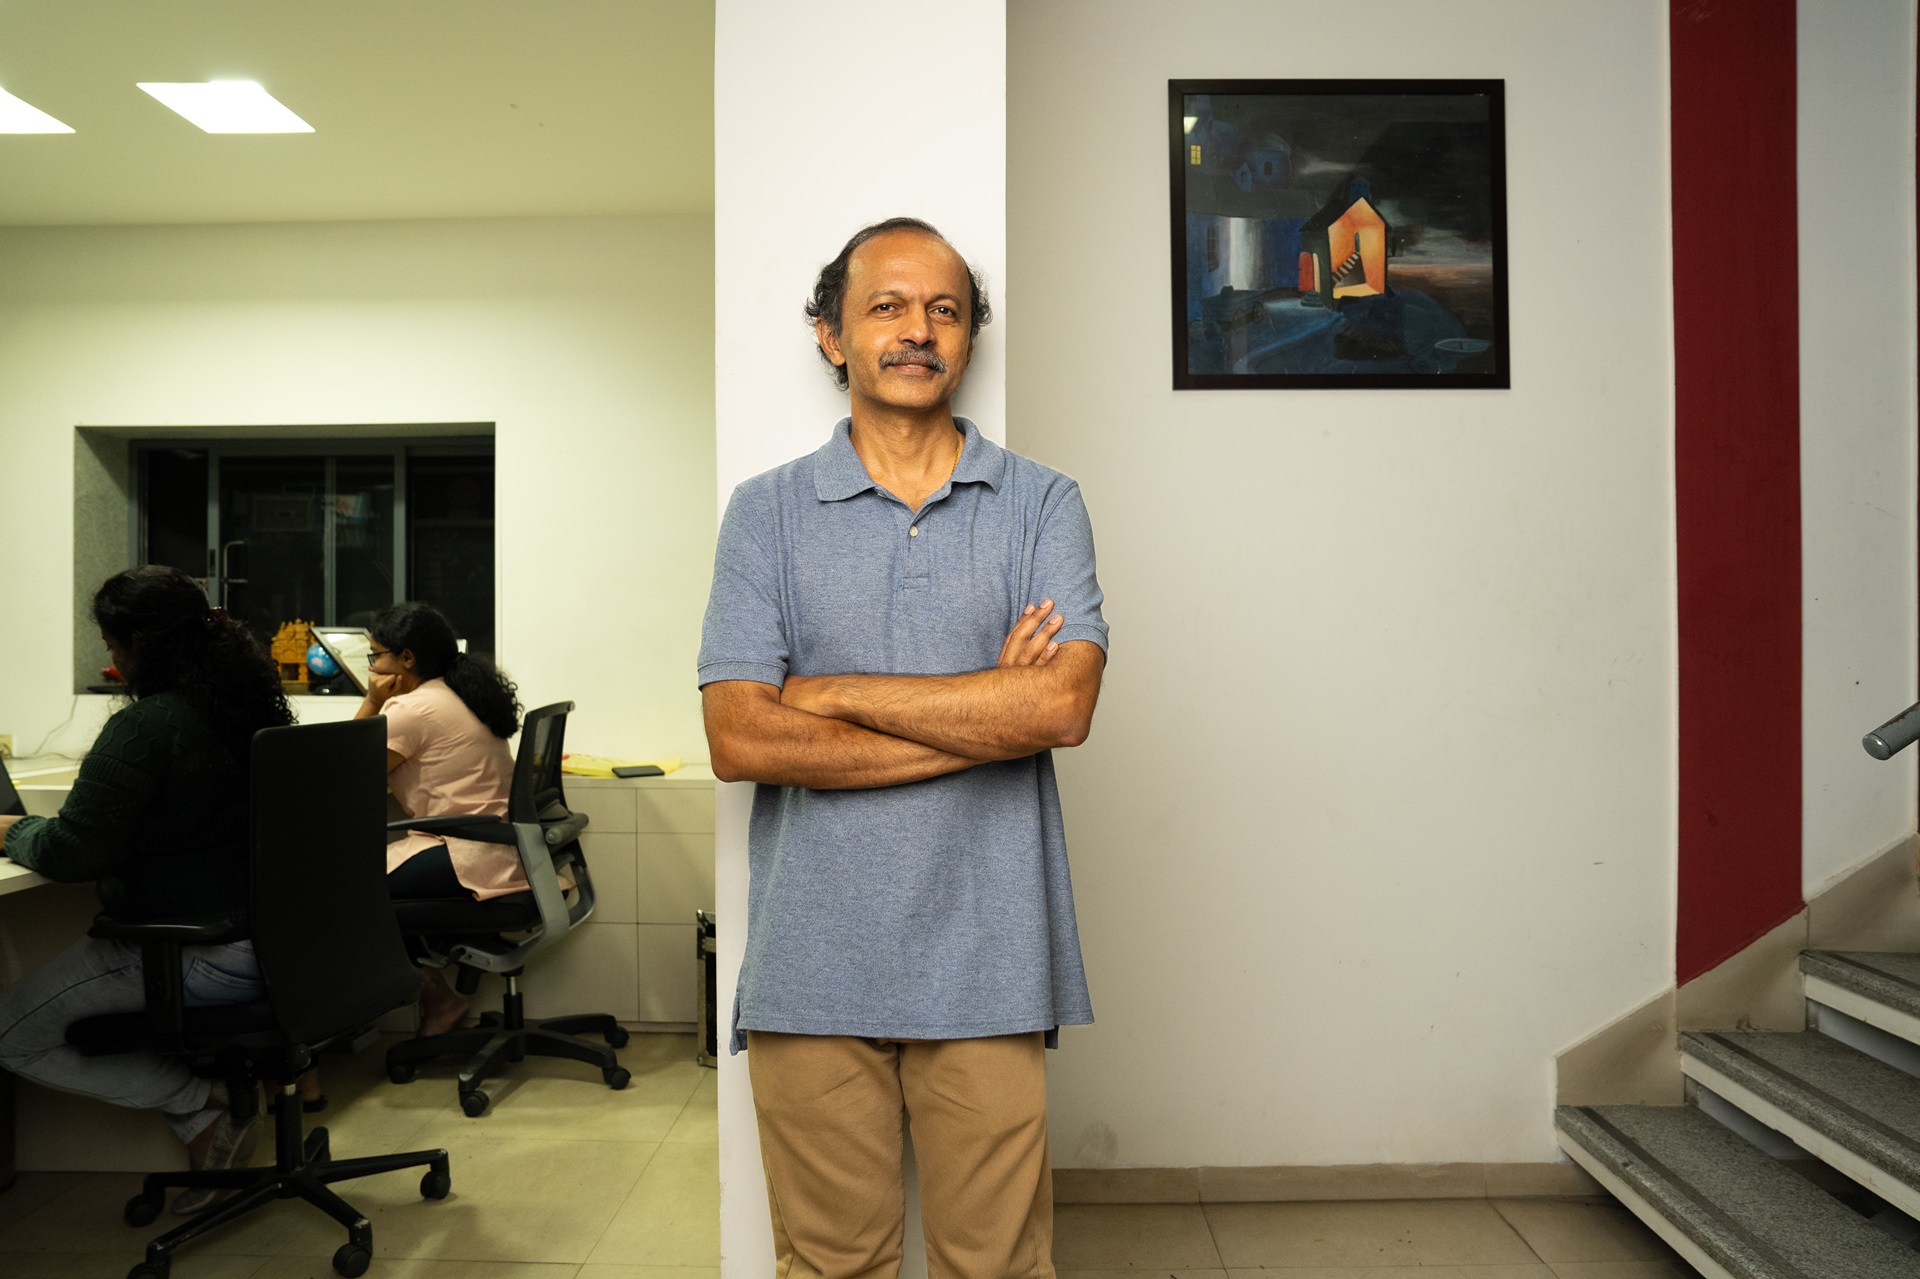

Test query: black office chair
[65,719,451,1279]
[384,700,630,1116]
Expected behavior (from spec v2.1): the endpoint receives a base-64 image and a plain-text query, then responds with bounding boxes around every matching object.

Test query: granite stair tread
[1803,951,1920,1022]
[1556,1104,1920,1277]
[1681,1030,1920,1186]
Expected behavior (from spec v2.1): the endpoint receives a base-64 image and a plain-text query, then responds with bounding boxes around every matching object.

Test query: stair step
[1682,1030,1920,1217]
[1556,1104,1920,1277]
[1803,952,1920,1045]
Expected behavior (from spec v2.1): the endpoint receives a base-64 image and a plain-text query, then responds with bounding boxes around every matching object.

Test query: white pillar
[713,4,1007,1273]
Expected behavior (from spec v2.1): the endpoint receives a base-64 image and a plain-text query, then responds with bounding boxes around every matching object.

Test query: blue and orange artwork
[1173,81,1509,389]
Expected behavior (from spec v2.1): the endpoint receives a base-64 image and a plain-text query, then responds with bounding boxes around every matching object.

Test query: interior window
[133,437,495,681]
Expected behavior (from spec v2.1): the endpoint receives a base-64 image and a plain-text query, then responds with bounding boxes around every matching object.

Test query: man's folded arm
[781,640,1105,762]
[703,679,982,789]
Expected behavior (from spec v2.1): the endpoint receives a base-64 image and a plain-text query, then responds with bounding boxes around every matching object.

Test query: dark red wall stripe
[1672,0,1804,984]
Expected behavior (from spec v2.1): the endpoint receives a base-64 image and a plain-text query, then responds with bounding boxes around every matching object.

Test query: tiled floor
[1052,1197,1692,1276]
[0,1036,1687,1278]
[0,1032,719,1279]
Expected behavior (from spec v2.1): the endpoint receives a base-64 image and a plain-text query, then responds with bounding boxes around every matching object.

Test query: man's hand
[998,600,1065,668]
[705,681,980,789]
[783,599,1067,720]
[778,603,1103,762]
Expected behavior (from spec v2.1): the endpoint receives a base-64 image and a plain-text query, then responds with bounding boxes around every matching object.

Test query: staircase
[1557,951,1920,1278]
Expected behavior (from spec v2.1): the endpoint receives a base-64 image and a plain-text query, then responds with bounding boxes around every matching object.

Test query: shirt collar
[812,416,1006,502]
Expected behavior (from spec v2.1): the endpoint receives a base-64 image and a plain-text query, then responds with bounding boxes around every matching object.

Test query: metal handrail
[1862,701,1920,759]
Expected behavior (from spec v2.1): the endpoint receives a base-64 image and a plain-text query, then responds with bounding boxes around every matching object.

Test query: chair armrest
[83,912,246,1055]
[542,812,589,847]
[88,912,247,945]
[389,815,517,845]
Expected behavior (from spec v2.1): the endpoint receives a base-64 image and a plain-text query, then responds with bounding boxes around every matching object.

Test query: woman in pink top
[355,602,523,1038]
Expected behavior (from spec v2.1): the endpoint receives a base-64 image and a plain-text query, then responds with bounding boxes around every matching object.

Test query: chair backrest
[251,718,421,1047]
[509,701,575,824]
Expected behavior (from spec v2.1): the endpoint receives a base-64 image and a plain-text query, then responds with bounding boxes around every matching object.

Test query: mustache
[880,348,948,373]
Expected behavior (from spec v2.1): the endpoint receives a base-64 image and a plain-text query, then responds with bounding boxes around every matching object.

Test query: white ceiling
[0,0,714,226]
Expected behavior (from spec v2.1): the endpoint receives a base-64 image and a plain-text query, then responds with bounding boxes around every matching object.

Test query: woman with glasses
[356,601,524,1038]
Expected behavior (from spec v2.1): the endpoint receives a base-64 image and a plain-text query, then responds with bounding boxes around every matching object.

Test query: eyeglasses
[367,647,393,659]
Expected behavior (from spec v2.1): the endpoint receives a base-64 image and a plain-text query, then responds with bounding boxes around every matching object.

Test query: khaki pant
[747,1031,1055,1279]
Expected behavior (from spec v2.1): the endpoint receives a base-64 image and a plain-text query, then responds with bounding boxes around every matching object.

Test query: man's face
[818,230,973,414]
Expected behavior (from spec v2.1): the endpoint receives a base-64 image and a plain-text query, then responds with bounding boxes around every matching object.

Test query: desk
[0,861,47,896]
[0,761,71,898]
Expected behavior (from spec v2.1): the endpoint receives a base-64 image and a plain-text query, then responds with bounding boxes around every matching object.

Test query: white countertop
[0,859,48,896]
[2,758,72,895]
[566,762,716,789]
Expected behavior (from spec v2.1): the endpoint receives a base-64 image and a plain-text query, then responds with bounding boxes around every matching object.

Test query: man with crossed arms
[698,216,1108,1277]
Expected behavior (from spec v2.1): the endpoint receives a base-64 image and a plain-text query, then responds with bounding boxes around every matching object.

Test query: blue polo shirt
[698,417,1107,1050]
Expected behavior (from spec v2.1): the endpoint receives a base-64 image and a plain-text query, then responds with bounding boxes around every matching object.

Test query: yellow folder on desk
[560,754,683,778]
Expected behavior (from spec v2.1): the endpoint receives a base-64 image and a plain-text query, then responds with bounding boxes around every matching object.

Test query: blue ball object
[306,643,340,678]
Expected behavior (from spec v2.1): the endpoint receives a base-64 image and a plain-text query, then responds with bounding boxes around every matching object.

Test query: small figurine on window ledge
[270,620,314,684]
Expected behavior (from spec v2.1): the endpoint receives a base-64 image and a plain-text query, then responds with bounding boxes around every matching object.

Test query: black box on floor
[696,909,718,1067]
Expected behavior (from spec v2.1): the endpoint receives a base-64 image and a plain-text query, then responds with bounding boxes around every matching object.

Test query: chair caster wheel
[460,1089,489,1117]
[387,1061,415,1085]
[332,1242,372,1276]
[604,1066,631,1091]
[123,1193,163,1227]
[605,1026,630,1048]
[420,1168,451,1200]
[128,1261,168,1279]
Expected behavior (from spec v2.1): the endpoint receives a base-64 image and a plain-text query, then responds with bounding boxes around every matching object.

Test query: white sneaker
[174,1104,259,1216]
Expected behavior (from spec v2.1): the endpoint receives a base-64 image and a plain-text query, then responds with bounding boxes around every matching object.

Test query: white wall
[1798,0,1919,896]
[1009,0,1675,1165]
[712,2,1004,1272]
[0,215,716,764]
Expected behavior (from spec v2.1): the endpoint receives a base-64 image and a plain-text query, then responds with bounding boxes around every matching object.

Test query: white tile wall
[525,919,641,1022]
[546,771,714,1027]
[567,783,638,833]
[581,831,639,924]
[636,831,717,926]
[637,922,699,1023]
[636,787,716,834]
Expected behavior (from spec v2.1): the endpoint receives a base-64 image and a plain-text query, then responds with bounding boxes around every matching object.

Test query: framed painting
[1170,79,1509,390]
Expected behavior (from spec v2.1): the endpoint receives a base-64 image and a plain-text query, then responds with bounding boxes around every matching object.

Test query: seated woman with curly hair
[0,566,294,1212]
[356,601,526,1038]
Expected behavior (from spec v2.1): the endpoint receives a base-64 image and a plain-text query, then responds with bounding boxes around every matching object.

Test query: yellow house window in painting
[1302,179,1393,307]
[1327,198,1387,298]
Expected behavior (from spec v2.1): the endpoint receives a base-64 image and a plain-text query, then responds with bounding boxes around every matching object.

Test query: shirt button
[909,526,919,537]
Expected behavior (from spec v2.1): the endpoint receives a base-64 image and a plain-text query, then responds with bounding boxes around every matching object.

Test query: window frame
[130,433,495,643]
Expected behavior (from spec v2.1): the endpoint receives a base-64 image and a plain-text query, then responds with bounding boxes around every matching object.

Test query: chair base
[124,1088,447,1279]
[385,983,630,1116]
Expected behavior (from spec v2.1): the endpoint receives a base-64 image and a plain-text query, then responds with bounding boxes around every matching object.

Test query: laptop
[0,756,24,819]
[313,626,376,695]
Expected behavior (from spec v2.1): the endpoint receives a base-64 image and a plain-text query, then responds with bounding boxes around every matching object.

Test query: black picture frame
[1170,79,1510,390]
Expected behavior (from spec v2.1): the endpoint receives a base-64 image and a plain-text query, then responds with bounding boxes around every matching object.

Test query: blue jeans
[0,935,263,1143]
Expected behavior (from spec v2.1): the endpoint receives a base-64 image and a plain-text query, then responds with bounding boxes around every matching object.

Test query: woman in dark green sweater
[0,566,292,1212]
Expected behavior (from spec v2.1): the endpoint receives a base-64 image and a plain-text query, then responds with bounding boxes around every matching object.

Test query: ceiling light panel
[0,87,74,133]
[137,81,313,133]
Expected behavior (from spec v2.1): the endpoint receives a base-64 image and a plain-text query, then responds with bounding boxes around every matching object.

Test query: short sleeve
[384,694,431,763]
[1032,480,1109,656]
[697,481,791,689]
